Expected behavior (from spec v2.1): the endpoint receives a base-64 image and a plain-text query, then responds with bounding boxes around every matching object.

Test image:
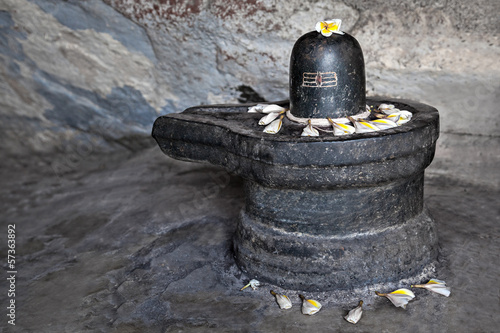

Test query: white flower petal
[376,289,415,309]
[270,290,292,309]
[299,295,322,315]
[378,103,395,111]
[370,118,398,130]
[383,109,401,115]
[262,104,286,114]
[249,279,260,290]
[386,294,413,309]
[396,110,413,125]
[301,121,319,136]
[426,284,451,297]
[259,112,281,125]
[353,119,379,133]
[344,301,363,324]
[412,278,451,297]
[276,295,292,309]
[315,21,323,33]
[263,116,283,134]
[328,118,356,135]
[386,113,401,123]
[240,279,260,291]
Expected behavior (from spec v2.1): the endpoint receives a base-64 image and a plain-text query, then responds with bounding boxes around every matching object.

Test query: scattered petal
[328,117,355,135]
[375,288,415,309]
[247,104,267,113]
[262,104,287,114]
[370,118,398,130]
[259,112,282,125]
[299,294,322,315]
[263,115,284,134]
[344,300,363,324]
[412,278,451,297]
[315,19,344,37]
[301,119,320,136]
[270,290,293,309]
[240,279,260,291]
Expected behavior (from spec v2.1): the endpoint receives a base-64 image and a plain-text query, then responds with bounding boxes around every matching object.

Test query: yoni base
[233,176,438,292]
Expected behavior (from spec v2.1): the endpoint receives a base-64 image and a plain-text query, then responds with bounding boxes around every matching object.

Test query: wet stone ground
[0,147,499,332]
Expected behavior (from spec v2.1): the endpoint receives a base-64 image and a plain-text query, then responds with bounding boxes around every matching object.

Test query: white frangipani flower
[259,112,283,125]
[263,115,284,134]
[386,113,401,123]
[315,19,344,37]
[349,117,379,133]
[370,118,398,130]
[412,278,451,297]
[247,104,267,113]
[378,103,397,113]
[299,294,322,315]
[344,300,363,324]
[301,119,319,136]
[270,290,292,309]
[328,117,355,136]
[240,279,260,291]
[262,104,287,114]
[396,110,412,125]
[375,288,415,309]
[377,103,412,125]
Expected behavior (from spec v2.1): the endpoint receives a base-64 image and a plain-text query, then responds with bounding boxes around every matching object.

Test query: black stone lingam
[152,29,439,293]
[290,31,365,118]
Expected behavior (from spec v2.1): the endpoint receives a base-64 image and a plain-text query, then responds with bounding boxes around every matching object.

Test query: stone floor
[0,146,499,332]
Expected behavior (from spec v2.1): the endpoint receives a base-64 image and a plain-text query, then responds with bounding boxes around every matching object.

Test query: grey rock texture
[0,0,499,187]
[0,148,499,332]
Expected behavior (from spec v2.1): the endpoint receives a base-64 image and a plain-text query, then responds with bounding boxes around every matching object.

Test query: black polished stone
[152,97,440,292]
[289,31,366,119]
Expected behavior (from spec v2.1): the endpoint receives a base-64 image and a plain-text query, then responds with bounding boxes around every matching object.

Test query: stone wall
[1,0,499,186]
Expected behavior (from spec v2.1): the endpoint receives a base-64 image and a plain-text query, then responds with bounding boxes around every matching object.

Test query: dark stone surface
[153,97,438,189]
[243,174,424,236]
[290,31,366,118]
[0,148,498,332]
[152,97,440,292]
[235,206,437,291]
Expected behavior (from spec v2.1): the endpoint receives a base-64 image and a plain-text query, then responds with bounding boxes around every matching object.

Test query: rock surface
[0,148,499,332]
[0,0,499,330]
[1,1,499,178]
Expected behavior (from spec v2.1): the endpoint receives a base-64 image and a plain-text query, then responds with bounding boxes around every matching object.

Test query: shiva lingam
[152,20,439,292]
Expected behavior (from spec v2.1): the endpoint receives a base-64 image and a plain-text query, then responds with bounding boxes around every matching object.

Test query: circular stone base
[234,205,438,292]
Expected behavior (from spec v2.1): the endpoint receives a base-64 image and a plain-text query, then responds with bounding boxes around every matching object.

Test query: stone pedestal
[152,97,439,292]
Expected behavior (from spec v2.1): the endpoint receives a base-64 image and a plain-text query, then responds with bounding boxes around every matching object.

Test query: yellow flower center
[321,22,338,32]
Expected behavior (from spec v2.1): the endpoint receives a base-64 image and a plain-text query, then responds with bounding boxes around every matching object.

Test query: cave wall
[1,0,499,186]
